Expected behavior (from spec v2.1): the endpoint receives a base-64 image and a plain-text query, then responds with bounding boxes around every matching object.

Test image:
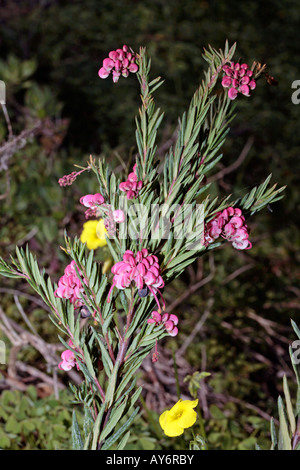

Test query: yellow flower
[80,219,107,250]
[159,399,198,437]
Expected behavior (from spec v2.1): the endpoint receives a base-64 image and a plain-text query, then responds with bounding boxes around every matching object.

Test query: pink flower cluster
[98,45,138,83]
[58,349,76,371]
[58,168,86,187]
[80,193,105,218]
[54,261,86,308]
[204,207,252,250]
[119,164,143,200]
[58,340,80,371]
[222,62,256,100]
[147,311,179,337]
[107,248,165,309]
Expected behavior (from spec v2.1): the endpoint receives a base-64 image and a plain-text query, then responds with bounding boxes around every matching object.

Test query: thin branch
[176,297,214,358]
[208,135,254,184]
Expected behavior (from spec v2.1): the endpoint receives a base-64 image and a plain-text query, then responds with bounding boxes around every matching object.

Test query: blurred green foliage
[0,384,74,449]
[0,0,300,450]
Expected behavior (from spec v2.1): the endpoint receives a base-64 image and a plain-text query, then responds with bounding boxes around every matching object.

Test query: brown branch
[208,136,254,184]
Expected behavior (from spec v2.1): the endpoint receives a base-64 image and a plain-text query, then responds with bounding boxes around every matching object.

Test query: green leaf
[83,344,95,378]
[115,430,130,450]
[105,360,120,408]
[283,374,296,435]
[270,418,277,450]
[99,397,128,442]
[278,396,292,450]
[91,405,105,450]
[101,406,140,450]
[72,410,83,450]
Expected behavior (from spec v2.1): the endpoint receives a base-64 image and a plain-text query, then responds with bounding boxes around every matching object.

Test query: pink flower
[80,193,104,209]
[58,349,76,371]
[80,193,105,219]
[147,311,179,336]
[147,310,163,325]
[222,62,256,100]
[113,209,125,223]
[54,261,86,308]
[162,313,179,337]
[58,168,87,187]
[98,45,139,83]
[204,207,252,250]
[119,163,143,199]
[107,249,165,310]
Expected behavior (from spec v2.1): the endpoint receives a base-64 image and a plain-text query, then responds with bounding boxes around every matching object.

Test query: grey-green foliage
[0,43,285,449]
[267,320,300,450]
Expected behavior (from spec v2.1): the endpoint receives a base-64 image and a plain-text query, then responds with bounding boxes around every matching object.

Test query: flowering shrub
[0,41,285,450]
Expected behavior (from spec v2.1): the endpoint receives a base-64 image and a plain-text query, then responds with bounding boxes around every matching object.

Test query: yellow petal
[96,219,108,244]
[176,408,197,430]
[159,410,169,431]
[163,420,184,437]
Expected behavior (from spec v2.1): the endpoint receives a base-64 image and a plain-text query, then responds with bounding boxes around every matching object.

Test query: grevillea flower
[107,249,165,310]
[147,311,179,336]
[80,193,105,219]
[98,45,139,83]
[204,207,252,250]
[113,209,125,223]
[119,164,143,200]
[54,261,86,308]
[80,219,107,250]
[58,340,81,371]
[58,349,77,371]
[222,62,256,100]
[58,168,87,187]
[159,399,199,437]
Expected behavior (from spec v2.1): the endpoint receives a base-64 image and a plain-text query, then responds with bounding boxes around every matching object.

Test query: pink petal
[113,210,125,223]
[240,76,250,85]
[92,193,105,205]
[240,84,250,96]
[151,311,162,323]
[103,58,115,71]
[127,190,136,200]
[228,88,238,100]
[222,76,232,88]
[98,67,110,79]
[144,272,156,285]
[128,63,138,73]
[168,326,178,337]
[108,50,119,61]
[128,172,138,183]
